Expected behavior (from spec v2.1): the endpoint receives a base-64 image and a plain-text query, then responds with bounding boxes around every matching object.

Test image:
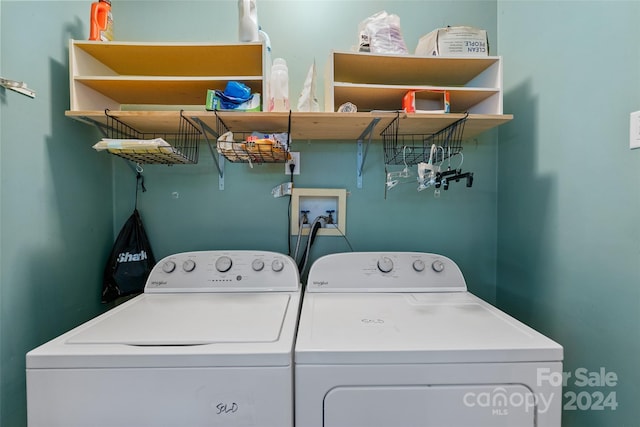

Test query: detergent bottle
[238,0,259,42]
[89,0,113,41]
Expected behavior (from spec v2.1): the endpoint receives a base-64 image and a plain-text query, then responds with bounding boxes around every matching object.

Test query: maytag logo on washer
[117,250,148,263]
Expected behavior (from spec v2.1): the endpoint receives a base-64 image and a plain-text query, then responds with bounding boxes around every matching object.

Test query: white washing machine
[295,252,564,427]
[27,250,300,427]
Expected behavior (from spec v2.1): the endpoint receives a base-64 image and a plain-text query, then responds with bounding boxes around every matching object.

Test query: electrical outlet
[630,111,640,149]
[285,152,300,175]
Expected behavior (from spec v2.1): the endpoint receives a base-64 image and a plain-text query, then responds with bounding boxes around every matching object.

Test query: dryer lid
[295,291,563,364]
[66,293,292,346]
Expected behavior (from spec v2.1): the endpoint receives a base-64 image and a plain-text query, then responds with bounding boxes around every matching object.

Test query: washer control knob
[377,256,394,273]
[162,260,176,273]
[182,259,196,272]
[215,256,233,272]
[432,260,445,273]
[252,259,265,271]
[413,259,426,272]
[271,259,285,272]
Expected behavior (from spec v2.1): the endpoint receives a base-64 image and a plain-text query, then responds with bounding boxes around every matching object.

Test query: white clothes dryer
[295,252,563,427]
[27,250,300,427]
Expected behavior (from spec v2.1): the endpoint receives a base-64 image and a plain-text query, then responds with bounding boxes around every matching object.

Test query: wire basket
[383,113,468,166]
[214,111,291,164]
[100,110,200,164]
[217,132,291,163]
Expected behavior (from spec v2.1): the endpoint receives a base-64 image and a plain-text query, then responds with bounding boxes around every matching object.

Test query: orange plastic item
[403,89,450,113]
[89,0,113,41]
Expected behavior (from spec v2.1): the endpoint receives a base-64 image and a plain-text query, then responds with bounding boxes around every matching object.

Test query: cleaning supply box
[206,91,261,111]
[415,26,488,56]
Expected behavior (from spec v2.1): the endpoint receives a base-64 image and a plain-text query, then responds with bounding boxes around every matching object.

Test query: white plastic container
[238,0,259,42]
[269,58,290,112]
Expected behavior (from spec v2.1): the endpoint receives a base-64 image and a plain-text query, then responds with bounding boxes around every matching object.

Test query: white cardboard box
[415,26,488,56]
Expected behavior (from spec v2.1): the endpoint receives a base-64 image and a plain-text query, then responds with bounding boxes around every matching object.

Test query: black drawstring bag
[101,209,156,303]
[102,173,155,303]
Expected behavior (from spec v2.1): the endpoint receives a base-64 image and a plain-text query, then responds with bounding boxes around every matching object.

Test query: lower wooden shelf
[66,110,512,142]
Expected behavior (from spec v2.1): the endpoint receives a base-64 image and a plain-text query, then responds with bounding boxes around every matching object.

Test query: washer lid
[27,292,300,369]
[295,292,563,364]
[67,293,291,346]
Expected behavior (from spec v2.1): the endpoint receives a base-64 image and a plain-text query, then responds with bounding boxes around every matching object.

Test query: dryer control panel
[145,251,299,293]
[306,252,466,293]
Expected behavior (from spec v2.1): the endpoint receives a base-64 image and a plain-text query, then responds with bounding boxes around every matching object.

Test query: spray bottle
[89,0,113,41]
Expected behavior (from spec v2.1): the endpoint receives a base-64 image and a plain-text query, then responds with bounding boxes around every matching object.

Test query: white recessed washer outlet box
[291,188,346,236]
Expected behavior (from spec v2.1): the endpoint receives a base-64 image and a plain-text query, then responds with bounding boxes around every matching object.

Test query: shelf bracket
[191,117,225,190]
[356,117,380,189]
[80,115,110,138]
[0,77,35,98]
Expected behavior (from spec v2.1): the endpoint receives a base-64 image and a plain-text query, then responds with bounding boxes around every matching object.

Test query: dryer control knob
[432,260,445,273]
[413,259,426,272]
[215,256,233,272]
[162,260,176,273]
[252,259,265,271]
[182,259,196,272]
[271,259,285,272]
[377,256,394,273]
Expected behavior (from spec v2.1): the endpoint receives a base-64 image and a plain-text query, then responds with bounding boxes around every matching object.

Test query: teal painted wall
[9,1,640,426]
[1,2,499,425]
[112,1,499,297]
[497,1,640,425]
[0,1,114,425]
[0,0,4,423]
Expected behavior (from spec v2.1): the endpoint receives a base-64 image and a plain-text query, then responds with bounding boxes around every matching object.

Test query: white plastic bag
[297,61,319,112]
[358,11,408,54]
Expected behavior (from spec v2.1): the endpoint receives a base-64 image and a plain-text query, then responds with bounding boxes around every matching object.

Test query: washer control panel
[145,250,299,293]
[307,252,467,292]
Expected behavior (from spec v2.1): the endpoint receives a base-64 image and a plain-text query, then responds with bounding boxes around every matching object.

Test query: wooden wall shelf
[69,40,265,111]
[67,110,512,142]
[68,41,513,189]
[325,51,503,114]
